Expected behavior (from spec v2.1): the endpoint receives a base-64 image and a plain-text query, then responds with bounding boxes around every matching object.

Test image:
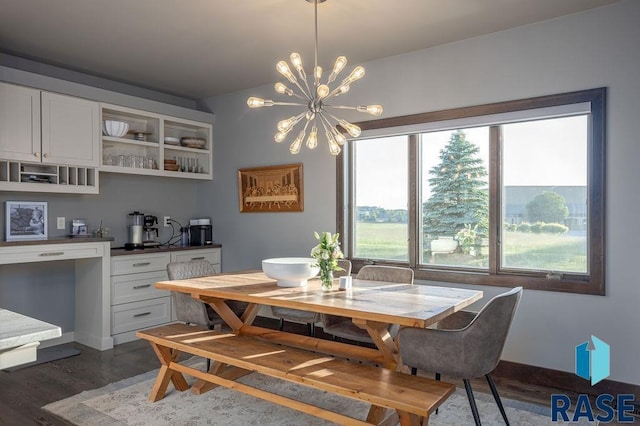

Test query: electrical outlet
[163,216,170,227]
[56,217,66,230]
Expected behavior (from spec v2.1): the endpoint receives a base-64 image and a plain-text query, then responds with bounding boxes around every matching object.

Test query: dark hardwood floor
[0,318,598,425]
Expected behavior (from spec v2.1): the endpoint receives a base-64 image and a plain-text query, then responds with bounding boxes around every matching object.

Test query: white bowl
[262,257,320,287]
[103,120,129,138]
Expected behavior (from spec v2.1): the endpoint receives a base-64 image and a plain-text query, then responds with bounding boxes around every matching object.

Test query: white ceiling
[0,0,617,100]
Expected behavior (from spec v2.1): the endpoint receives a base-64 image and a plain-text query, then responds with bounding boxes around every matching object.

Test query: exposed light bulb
[289,52,306,79]
[343,66,365,85]
[276,61,297,84]
[306,125,318,149]
[335,84,350,96]
[333,131,347,146]
[314,66,323,84]
[274,82,293,96]
[357,104,384,116]
[274,131,287,143]
[290,133,303,154]
[337,119,361,137]
[277,114,304,132]
[328,56,347,83]
[326,131,341,155]
[316,84,330,99]
[247,97,274,108]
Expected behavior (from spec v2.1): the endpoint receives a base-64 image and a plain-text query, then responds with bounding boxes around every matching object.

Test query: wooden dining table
[150,270,483,424]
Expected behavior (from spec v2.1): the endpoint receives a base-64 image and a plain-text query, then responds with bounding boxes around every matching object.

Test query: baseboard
[493,360,640,398]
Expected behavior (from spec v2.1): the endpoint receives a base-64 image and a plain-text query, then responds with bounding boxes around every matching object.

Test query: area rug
[43,358,568,425]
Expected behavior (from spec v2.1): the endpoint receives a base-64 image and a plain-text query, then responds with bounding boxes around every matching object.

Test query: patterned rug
[44,358,561,425]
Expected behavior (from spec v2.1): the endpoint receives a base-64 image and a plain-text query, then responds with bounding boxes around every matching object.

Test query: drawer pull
[191,256,205,260]
[39,251,64,257]
[132,262,151,267]
[133,284,152,289]
[133,311,151,318]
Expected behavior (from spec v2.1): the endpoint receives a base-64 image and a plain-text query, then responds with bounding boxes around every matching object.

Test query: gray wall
[199,0,640,385]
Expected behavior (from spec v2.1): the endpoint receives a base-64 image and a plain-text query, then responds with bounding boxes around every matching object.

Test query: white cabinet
[0,82,100,193]
[110,252,171,345]
[41,91,100,167]
[0,82,40,162]
[100,104,212,180]
[110,247,221,345]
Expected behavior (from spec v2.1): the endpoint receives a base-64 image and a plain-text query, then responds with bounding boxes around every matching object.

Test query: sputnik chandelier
[247,0,382,156]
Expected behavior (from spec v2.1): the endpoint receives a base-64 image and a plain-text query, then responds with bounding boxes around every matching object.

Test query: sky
[354,115,588,210]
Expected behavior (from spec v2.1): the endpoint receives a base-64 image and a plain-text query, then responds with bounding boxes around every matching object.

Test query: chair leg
[309,322,316,337]
[206,358,211,372]
[435,373,441,414]
[463,379,482,426]
[278,318,284,331]
[486,374,509,425]
[411,367,417,376]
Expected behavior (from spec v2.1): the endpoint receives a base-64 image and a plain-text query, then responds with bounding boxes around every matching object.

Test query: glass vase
[320,269,334,291]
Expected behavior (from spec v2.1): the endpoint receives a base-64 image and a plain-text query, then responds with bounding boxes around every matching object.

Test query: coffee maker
[125,211,144,250]
[189,218,213,246]
[143,215,160,247]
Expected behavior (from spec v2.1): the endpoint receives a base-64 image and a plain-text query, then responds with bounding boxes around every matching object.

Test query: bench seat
[138,323,454,425]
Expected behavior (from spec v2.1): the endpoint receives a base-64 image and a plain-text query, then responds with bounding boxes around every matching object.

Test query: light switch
[57,217,66,230]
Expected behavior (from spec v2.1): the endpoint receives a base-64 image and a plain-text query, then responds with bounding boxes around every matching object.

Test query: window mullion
[489,125,501,274]
[408,134,419,268]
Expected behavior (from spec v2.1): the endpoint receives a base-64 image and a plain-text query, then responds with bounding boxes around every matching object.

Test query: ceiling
[0,0,617,100]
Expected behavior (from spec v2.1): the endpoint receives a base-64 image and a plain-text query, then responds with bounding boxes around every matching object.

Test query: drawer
[111,252,170,275]
[111,297,171,335]
[111,270,169,306]
[171,248,220,265]
[0,243,104,265]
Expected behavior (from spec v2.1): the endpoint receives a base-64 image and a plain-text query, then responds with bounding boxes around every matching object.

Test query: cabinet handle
[43,153,48,158]
[133,312,151,318]
[132,262,151,267]
[133,284,151,289]
[39,251,64,257]
[34,152,40,158]
[191,256,205,260]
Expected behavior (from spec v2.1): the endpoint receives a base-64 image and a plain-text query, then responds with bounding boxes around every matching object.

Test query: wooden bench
[137,323,455,426]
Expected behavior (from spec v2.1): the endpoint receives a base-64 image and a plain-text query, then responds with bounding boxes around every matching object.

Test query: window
[338,88,605,294]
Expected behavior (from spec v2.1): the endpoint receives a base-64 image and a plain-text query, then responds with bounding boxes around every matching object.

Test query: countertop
[0,309,61,350]
[110,244,222,256]
[0,237,114,247]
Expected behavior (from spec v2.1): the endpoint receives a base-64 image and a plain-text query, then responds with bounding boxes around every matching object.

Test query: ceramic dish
[181,137,207,149]
[103,120,129,138]
[164,136,180,145]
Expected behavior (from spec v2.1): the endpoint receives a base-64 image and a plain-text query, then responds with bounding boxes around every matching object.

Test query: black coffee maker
[189,218,213,246]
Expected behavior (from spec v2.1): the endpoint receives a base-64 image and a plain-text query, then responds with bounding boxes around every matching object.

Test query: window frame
[337,88,606,295]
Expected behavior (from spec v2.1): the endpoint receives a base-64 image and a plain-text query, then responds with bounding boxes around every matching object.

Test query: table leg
[148,342,189,402]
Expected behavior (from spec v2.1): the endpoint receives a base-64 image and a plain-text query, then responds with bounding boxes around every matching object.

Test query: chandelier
[247,0,382,156]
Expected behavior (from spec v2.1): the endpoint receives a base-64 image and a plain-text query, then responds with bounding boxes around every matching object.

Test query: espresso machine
[143,215,160,247]
[125,211,144,250]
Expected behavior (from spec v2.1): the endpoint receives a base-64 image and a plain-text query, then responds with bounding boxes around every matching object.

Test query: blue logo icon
[575,335,609,385]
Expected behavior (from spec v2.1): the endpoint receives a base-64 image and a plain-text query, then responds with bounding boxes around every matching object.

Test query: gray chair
[270,259,352,336]
[167,260,248,329]
[397,286,523,426]
[320,265,414,344]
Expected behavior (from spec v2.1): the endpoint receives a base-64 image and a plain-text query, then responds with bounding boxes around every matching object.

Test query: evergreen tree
[423,130,488,237]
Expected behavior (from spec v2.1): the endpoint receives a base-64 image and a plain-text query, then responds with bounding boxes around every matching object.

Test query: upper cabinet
[0,82,99,193]
[100,104,212,180]
[0,82,41,162]
[0,82,99,166]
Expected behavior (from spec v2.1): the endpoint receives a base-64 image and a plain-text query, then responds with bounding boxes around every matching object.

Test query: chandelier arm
[272,101,308,107]
[323,105,358,111]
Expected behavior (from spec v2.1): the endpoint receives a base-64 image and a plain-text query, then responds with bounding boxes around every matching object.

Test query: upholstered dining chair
[167,260,248,370]
[270,259,352,336]
[397,286,523,426]
[320,265,414,344]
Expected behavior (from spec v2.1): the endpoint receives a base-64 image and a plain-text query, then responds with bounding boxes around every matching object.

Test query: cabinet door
[41,91,99,167]
[0,82,41,161]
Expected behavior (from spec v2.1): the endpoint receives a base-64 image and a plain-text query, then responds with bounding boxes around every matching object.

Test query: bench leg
[148,343,190,402]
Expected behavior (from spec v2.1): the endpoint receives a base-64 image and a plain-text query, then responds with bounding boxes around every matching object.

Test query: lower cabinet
[110,247,221,344]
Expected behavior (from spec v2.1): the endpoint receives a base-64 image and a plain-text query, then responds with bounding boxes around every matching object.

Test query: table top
[0,309,61,350]
[156,271,483,328]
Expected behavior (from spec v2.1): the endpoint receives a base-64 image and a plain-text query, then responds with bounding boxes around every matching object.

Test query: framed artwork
[5,201,48,241]
[238,163,303,213]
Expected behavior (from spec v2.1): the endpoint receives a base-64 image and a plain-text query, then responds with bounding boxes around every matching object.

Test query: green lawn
[354,222,587,273]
